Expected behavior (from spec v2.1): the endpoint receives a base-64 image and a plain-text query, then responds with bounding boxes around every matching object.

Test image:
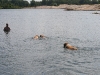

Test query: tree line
[0,0,29,9]
[41,0,100,6]
[0,0,100,9]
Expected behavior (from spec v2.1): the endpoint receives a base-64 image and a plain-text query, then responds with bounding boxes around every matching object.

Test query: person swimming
[3,23,10,34]
[33,35,46,40]
[64,42,77,50]
[33,35,39,40]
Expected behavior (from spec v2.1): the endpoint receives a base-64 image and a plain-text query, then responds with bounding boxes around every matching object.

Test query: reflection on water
[0,9,100,75]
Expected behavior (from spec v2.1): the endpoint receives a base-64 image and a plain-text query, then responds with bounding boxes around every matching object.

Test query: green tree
[79,0,91,4]
[92,0,98,4]
[42,0,47,5]
[98,0,100,3]
[30,0,36,7]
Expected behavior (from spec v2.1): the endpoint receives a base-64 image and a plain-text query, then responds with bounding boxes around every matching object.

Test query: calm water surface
[0,9,100,75]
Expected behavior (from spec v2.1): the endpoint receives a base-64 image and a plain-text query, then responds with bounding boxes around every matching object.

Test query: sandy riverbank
[24,4,100,11]
[65,4,100,11]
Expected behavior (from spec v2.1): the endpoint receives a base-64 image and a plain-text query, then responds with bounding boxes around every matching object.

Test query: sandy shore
[24,4,100,11]
[64,4,100,11]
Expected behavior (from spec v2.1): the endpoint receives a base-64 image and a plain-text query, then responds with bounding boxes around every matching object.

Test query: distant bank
[24,4,100,11]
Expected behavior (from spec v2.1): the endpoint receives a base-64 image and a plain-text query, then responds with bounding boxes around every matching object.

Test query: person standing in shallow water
[3,23,11,34]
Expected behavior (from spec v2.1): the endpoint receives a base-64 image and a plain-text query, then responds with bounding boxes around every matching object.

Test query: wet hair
[64,43,68,48]
[6,23,8,27]
[40,35,44,38]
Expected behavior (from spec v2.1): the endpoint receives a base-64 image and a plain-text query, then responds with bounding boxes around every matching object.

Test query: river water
[0,9,100,75]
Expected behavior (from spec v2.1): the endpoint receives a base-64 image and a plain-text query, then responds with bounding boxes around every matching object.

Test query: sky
[26,0,42,3]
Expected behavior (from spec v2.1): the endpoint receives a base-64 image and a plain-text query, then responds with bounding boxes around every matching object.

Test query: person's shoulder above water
[3,23,11,34]
[64,42,77,50]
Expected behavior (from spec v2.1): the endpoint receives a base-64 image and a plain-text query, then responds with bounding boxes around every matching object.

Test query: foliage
[41,0,100,5]
[0,0,29,9]
[0,0,100,9]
